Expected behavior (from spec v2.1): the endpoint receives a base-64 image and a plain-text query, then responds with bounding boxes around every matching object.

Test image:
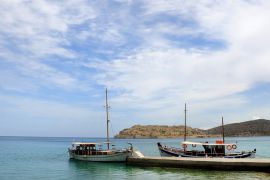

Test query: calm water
[0,136,270,180]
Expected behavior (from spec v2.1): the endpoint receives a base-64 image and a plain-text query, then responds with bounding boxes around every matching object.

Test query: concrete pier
[127,156,270,172]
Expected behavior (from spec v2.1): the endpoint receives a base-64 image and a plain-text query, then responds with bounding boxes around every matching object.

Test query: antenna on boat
[222,116,225,143]
[184,103,187,142]
[105,88,110,150]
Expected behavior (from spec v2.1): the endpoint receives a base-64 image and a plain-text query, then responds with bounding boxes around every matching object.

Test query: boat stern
[250,149,256,158]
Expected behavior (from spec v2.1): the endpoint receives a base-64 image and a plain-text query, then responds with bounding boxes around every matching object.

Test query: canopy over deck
[72,142,101,145]
[72,142,114,145]
[182,141,236,146]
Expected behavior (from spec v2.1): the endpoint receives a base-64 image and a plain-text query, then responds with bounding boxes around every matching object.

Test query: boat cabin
[70,142,115,156]
[182,141,237,157]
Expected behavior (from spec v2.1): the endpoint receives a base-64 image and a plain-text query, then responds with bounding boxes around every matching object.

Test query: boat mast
[222,116,225,143]
[105,88,110,150]
[184,103,187,142]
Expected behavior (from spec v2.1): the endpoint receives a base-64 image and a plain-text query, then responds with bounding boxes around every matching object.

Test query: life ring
[232,144,237,149]
[226,145,232,151]
[192,144,196,147]
[182,144,187,148]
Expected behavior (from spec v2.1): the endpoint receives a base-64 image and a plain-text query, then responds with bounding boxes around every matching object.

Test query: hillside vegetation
[207,119,270,137]
[115,119,270,138]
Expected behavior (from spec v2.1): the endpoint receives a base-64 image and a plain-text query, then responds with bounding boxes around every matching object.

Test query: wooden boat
[158,141,256,158]
[69,142,132,162]
[157,142,183,157]
[68,89,132,162]
[157,104,256,158]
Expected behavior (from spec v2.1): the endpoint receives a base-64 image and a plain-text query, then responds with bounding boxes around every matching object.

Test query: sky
[1,0,270,137]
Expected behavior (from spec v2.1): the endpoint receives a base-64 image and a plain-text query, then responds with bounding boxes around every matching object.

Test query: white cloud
[252,116,261,120]
[89,0,270,128]
[0,0,97,91]
[1,0,270,135]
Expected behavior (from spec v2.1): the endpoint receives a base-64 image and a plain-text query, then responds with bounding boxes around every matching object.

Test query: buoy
[182,144,188,148]
[227,145,232,151]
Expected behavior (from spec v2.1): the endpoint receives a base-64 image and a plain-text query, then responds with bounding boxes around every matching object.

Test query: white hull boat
[68,89,138,162]
[68,144,132,162]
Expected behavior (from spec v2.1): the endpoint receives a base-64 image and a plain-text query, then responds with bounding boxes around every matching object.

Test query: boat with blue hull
[157,104,256,158]
[158,141,256,158]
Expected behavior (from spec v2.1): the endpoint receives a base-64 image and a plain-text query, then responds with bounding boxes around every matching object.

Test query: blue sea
[0,136,270,180]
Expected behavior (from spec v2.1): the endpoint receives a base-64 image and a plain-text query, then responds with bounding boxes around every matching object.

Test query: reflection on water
[68,160,128,179]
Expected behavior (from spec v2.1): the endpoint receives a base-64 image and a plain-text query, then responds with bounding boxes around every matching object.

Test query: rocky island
[115,125,208,138]
[115,119,270,138]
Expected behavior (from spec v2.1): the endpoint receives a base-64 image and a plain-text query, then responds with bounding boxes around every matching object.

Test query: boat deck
[127,156,270,172]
